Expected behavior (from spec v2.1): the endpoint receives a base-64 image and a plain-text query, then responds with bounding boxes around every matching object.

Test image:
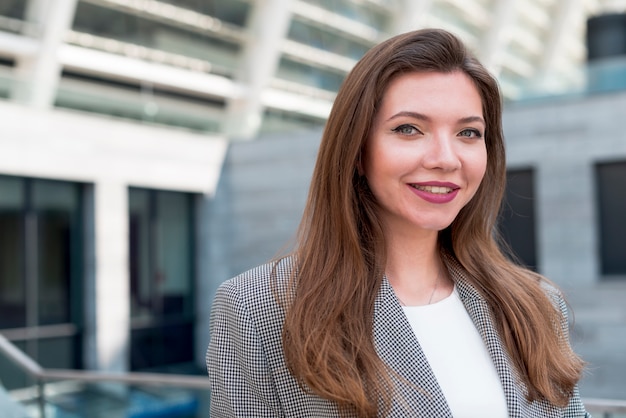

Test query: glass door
[129,188,196,372]
[0,176,84,389]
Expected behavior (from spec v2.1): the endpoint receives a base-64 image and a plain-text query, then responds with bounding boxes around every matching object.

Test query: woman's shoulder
[538,278,564,300]
[210,257,295,352]
[223,255,294,290]
[537,278,571,321]
[213,256,295,316]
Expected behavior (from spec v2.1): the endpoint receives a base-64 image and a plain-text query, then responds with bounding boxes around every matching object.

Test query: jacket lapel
[451,268,525,418]
[448,261,561,418]
[373,278,453,417]
[373,263,541,418]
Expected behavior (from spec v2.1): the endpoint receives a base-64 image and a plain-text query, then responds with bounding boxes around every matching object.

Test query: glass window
[288,20,371,60]
[261,108,326,134]
[56,71,226,133]
[129,188,196,371]
[499,169,538,270]
[0,0,26,21]
[36,336,79,371]
[300,0,391,30]
[72,2,241,72]
[0,176,84,373]
[276,57,345,92]
[33,180,83,326]
[158,0,251,27]
[596,161,626,276]
[129,188,151,318]
[156,191,194,316]
[0,176,26,329]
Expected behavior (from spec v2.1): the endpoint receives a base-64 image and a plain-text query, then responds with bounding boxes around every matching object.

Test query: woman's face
[362,70,487,238]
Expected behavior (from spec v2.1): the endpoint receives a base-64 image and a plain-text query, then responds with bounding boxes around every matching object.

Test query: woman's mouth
[410,184,454,194]
[408,183,460,204]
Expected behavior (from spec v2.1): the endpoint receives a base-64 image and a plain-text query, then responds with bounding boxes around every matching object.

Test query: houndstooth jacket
[206,256,591,417]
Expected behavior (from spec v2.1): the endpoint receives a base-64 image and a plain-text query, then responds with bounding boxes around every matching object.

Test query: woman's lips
[408,182,460,203]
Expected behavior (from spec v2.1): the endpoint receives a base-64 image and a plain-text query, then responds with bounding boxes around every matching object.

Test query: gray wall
[202,89,626,399]
[199,129,322,365]
[208,129,322,278]
[504,90,626,399]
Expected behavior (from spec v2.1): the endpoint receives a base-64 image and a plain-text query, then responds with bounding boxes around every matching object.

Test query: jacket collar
[372,260,535,417]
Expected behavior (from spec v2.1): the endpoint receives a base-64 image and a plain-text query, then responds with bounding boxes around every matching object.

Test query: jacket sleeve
[206,279,284,417]
[551,289,592,418]
[564,384,592,418]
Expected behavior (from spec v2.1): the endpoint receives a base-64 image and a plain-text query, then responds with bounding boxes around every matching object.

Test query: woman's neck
[384,229,452,306]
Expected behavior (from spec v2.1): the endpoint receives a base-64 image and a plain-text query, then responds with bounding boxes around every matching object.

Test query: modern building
[1,0,626,414]
[1,0,624,140]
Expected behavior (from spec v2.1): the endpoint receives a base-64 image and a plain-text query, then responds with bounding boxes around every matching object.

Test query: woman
[207,28,590,417]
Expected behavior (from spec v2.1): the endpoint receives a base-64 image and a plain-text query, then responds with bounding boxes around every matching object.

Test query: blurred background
[0,0,625,416]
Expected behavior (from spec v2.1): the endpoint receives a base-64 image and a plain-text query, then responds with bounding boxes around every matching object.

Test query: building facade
[1,0,623,140]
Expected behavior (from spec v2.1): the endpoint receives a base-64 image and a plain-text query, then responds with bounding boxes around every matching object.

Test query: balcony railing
[0,333,210,417]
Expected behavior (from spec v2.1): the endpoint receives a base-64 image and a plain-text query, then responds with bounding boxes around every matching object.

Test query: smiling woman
[206,29,590,417]
[363,71,487,241]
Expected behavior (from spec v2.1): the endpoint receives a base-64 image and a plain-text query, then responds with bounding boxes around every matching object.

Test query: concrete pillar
[479,0,517,75]
[224,0,294,140]
[12,0,78,108]
[533,0,579,89]
[93,181,130,373]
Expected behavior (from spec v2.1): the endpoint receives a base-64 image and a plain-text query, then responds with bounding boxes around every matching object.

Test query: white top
[402,288,509,418]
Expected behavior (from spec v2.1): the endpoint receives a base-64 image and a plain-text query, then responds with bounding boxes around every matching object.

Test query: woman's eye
[459,129,482,138]
[392,124,419,135]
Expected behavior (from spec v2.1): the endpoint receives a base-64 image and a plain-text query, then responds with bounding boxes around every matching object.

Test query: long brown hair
[282,28,584,416]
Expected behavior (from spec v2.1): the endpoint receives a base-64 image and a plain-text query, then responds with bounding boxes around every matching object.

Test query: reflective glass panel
[0,176,25,329]
[0,0,26,20]
[159,0,251,27]
[33,180,83,326]
[72,2,241,73]
[276,57,345,92]
[156,191,193,317]
[129,188,196,371]
[129,189,151,319]
[0,177,84,386]
[288,20,371,60]
[500,169,538,270]
[596,161,626,276]
[300,0,391,29]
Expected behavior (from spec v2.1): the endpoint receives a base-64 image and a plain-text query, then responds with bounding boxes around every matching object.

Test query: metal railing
[2,332,626,417]
[0,333,210,417]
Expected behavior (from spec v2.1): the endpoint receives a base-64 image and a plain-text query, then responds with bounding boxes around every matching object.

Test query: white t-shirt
[402,288,509,418]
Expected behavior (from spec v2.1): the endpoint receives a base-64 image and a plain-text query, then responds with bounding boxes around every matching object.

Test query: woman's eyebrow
[385,111,430,122]
[458,116,486,126]
[386,111,485,127]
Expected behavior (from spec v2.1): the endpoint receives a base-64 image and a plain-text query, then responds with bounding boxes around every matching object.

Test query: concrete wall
[204,89,626,399]
[504,90,626,399]
[207,129,322,279]
[199,129,322,364]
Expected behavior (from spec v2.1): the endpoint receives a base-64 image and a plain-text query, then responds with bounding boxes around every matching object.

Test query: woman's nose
[421,135,462,171]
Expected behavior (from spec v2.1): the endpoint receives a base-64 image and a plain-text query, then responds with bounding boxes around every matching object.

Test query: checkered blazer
[206,256,591,417]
